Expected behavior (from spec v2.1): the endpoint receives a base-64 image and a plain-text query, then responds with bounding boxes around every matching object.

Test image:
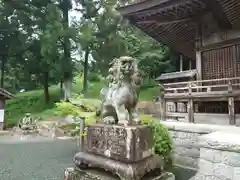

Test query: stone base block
[74,152,163,180]
[85,124,154,163]
[64,167,175,180]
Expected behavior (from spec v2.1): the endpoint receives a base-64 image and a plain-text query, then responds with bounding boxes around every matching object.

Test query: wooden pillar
[180,54,183,72]
[196,51,202,81]
[189,59,192,70]
[196,21,202,81]
[160,87,166,121]
[188,84,194,123]
[228,82,235,125]
[174,102,178,112]
[160,98,166,121]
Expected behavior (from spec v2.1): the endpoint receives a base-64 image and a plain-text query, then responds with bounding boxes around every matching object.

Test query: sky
[68,1,94,63]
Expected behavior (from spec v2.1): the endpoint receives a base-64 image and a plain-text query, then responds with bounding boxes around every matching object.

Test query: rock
[64,115,75,124]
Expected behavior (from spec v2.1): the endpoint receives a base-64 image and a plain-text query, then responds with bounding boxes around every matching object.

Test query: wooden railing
[163,77,240,92]
[158,77,240,125]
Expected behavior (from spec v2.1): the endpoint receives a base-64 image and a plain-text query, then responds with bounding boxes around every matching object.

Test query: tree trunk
[43,72,50,103]
[0,56,6,88]
[63,77,71,102]
[83,48,90,97]
[62,0,72,101]
[60,79,63,94]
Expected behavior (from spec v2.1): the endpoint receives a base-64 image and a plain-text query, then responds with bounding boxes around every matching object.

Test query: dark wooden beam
[136,18,191,26]
[164,90,240,100]
[117,0,183,16]
[202,0,232,29]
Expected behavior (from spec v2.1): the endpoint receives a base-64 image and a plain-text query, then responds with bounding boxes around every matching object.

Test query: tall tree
[74,0,102,96]
[58,0,73,101]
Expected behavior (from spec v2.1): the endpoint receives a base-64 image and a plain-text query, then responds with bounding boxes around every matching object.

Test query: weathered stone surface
[233,167,240,180]
[198,132,240,152]
[74,152,163,180]
[162,121,240,134]
[205,176,221,180]
[200,148,221,163]
[173,136,197,148]
[174,131,199,140]
[213,163,233,180]
[64,167,174,180]
[86,124,154,163]
[198,159,214,175]
[165,122,240,180]
[221,151,240,167]
[189,173,206,180]
[64,167,117,180]
[196,131,240,180]
[174,147,200,158]
[167,128,202,170]
[173,154,198,169]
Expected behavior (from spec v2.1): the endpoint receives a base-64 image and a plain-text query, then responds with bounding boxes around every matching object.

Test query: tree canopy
[0,0,177,102]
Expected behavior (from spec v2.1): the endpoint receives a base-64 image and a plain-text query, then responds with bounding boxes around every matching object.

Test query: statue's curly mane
[111,56,139,86]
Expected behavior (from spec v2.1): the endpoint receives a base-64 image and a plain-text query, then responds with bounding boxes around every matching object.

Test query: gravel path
[0,137,77,180]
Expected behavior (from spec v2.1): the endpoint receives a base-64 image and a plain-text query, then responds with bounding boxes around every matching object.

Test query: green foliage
[141,78,157,89]
[54,100,98,126]
[5,74,159,127]
[141,114,173,166]
[88,73,101,82]
[139,87,159,100]
[5,88,61,126]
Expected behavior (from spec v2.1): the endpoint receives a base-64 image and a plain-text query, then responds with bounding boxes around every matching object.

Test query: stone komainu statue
[100,56,143,125]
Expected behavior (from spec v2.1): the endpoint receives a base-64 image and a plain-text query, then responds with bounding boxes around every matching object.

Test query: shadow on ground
[171,165,197,180]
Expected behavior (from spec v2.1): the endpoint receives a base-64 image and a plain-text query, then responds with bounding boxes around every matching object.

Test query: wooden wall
[202,45,236,82]
[200,29,240,82]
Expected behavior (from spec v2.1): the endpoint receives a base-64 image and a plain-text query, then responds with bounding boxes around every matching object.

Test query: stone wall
[194,131,240,180]
[162,121,240,170]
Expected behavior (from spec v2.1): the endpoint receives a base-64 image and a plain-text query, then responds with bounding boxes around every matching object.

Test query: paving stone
[200,148,221,163]
[213,163,233,180]
[198,159,214,175]
[0,137,76,180]
[221,151,240,167]
[233,167,240,180]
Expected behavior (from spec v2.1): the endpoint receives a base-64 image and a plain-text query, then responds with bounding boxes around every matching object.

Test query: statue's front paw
[103,117,116,124]
[118,120,129,126]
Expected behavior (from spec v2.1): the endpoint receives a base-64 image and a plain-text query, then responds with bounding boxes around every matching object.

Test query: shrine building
[118,0,240,126]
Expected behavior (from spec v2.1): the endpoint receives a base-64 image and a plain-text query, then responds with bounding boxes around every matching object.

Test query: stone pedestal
[74,124,163,180]
[64,167,175,180]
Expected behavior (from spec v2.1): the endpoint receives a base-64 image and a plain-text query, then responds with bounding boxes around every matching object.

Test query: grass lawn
[5,76,159,127]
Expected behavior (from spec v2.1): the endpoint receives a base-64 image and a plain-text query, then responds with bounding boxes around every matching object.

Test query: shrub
[54,100,98,126]
[88,73,101,82]
[141,114,173,167]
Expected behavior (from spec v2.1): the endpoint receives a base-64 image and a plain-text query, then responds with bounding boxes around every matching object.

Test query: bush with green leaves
[141,114,173,166]
[54,100,98,126]
[88,73,101,82]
